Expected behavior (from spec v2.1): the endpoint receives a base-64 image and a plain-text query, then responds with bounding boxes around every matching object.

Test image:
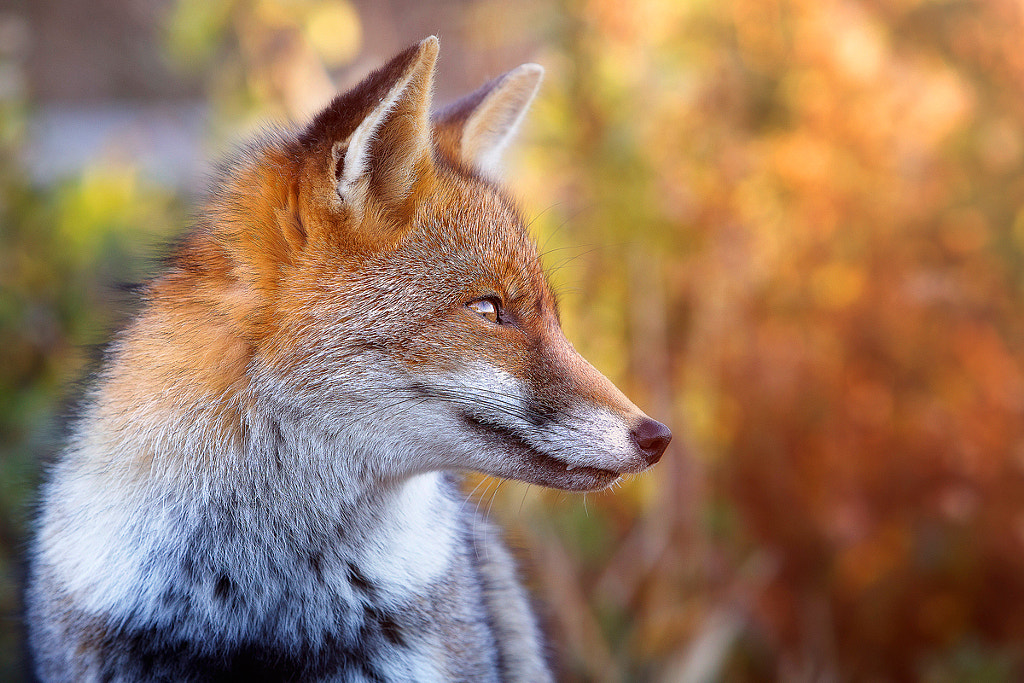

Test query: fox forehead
[301,156,554,323]
[404,167,552,309]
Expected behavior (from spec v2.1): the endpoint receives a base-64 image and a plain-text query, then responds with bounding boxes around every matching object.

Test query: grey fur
[27,406,552,681]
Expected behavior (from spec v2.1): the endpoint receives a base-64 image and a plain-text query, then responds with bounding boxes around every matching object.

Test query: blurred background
[2,0,1024,680]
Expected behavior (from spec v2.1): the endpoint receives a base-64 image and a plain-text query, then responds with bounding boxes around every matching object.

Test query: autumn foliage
[515,0,1024,679]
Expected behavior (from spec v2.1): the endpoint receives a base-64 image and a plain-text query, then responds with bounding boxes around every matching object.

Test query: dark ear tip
[301,37,440,150]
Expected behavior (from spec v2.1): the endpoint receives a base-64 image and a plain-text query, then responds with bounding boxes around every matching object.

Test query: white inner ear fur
[336,38,437,203]
[336,77,415,202]
[462,63,544,178]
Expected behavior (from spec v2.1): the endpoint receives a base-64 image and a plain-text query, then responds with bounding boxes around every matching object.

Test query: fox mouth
[459,411,623,491]
[524,450,621,491]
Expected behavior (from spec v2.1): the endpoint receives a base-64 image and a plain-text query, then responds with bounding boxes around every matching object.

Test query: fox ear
[433,63,544,178]
[302,37,438,218]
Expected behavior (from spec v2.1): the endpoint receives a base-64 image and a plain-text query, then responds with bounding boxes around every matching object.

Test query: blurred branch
[533,520,620,682]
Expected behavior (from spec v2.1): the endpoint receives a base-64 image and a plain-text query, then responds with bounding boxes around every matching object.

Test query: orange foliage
[519,0,1024,678]
[700,0,1024,677]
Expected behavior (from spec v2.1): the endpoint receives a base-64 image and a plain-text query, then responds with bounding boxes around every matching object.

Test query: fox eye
[468,297,501,324]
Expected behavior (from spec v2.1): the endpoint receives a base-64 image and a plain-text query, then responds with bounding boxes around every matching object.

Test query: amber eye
[468,297,501,324]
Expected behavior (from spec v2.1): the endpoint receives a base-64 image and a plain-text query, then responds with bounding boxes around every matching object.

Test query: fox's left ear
[433,64,544,178]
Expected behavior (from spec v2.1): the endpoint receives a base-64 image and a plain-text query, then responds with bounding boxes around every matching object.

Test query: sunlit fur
[26,37,668,682]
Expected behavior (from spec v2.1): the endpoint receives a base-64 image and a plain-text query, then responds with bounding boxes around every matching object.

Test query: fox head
[157,37,670,493]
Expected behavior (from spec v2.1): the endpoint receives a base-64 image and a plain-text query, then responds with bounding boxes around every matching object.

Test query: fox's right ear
[298,37,438,238]
[433,63,544,178]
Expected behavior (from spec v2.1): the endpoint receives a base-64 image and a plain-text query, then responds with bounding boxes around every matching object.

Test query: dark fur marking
[407,381,433,399]
[346,561,376,594]
[460,411,537,453]
[271,420,285,472]
[523,400,558,428]
[364,605,407,648]
[94,622,386,683]
[418,381,558,428]
[213,574,236,602]
[378,612,406,648]
[308,551,324,582]
[299,41,425,151]
[180,555,198,582]
[160,585,188,612]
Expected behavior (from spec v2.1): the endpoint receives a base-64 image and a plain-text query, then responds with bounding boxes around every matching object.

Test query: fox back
[26,37,671,682]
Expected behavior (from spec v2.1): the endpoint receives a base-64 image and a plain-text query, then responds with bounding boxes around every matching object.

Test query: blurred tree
[514,0,1024,679]
[0,13,183,681]
[164,0,361,124]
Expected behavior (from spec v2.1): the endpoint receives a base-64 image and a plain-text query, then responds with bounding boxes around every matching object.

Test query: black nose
[630,418,672,466]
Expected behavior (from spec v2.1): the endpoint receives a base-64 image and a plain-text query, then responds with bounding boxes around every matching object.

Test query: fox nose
[630,418,672,466]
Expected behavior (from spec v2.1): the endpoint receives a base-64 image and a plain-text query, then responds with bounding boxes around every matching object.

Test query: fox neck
[65,342,460,602]
[91,369,437,513]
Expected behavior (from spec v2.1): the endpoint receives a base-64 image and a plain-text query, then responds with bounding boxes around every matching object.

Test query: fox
[25,37,671,682]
